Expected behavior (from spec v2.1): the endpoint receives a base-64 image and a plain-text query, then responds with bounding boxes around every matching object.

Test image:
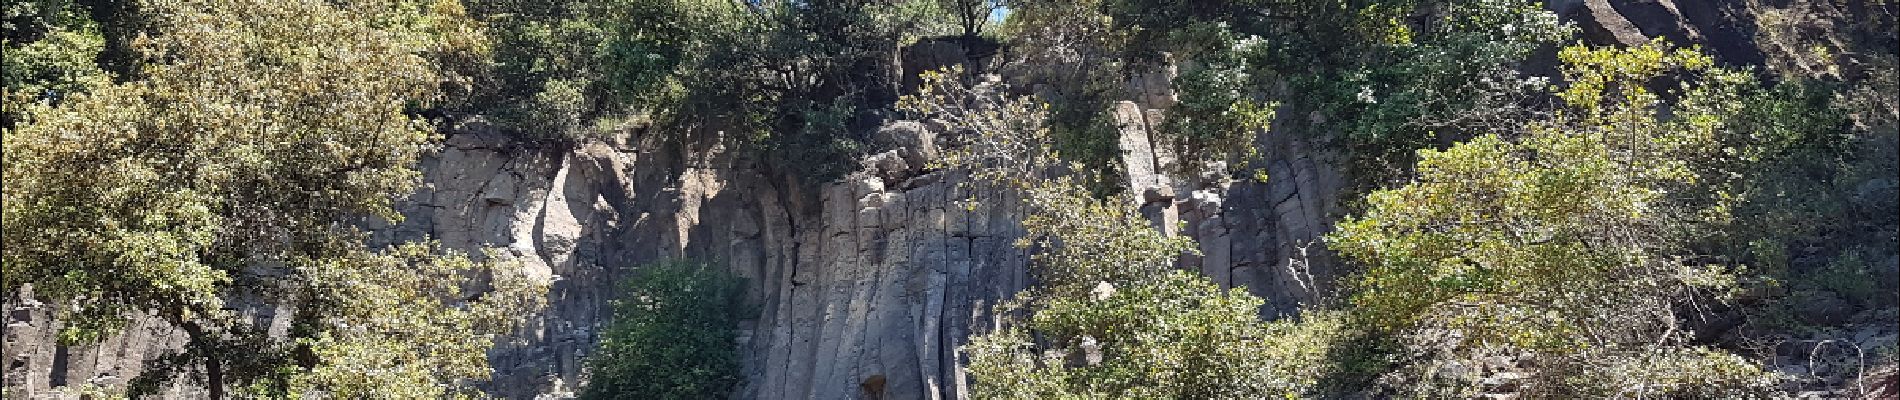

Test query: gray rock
[1114,101,1169,206]
[1792,290,1856,326]
[875,121,939,169]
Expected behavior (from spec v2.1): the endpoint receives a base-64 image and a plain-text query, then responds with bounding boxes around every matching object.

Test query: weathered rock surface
[1550,0,1766,66]
[1109,77,1346,318]
[2,2,1858,398]
[4,100,1320,399]
[393,121,1036,400]
[3,289,199,398]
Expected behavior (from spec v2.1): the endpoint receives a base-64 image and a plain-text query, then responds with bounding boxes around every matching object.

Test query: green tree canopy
[906,68,1347,399]
[1,0,547,397]
[1326,41,1779,397]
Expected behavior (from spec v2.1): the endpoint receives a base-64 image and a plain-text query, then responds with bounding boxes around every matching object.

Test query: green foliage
[2,0,112,126]
[903,67,1065,189]
[776,96,868,181]
[1721,80,1854,241]
[936,0,1001,37]
[280,243,549,398]
[904,68,1185,293]
[1046,0,1571,183]
[1334,40,1741,337]
[1081,0,1286,175]
[1328,0,1571,177]
[1712,75,1898,314]
[997,0,1127,192]
[1326,41,1785,396]
[908,67,1343,399]
[593,0,751,106]
[1,0,547,396]
[1543,347,1778,398]
[461,0,756,141]
[1803,250,1880,307]
[463,0,971,181]
[733,0,931,182]
[872,0,964,43]
[581,259,744,400]
[969,273,1347,399]
[1161,59,1274,170]
[961,166,1349,398]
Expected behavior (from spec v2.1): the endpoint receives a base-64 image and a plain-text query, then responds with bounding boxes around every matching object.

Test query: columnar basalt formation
[371,119,1036,399]
[3,2,1847,397]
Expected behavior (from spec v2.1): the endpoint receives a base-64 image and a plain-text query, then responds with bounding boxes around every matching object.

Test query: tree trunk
[178,320,225,399]
[205,355,225,400]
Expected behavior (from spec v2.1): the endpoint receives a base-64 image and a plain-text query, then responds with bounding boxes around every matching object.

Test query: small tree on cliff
[1,0,547,397]
[902,68,1345,398]
[581,259,745,400]
[1326,41,1780,397]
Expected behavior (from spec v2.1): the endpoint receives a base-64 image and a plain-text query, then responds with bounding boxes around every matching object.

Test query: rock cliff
[372,120,1038,400]
[3,1,1874,398]
[0,91,1334,400]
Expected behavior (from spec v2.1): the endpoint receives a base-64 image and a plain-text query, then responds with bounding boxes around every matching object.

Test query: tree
[1325,41,1778,397]
[939,0,1000,37]
[1,0,547,397]
[462,0,949,182]
[1326,0,1571,179]
[2,0,112,128]
[580,260,744,400]
[990,0,1129,193]
[459,0,761,141]
[904,68,1343,399]
[1012,0,1569,181]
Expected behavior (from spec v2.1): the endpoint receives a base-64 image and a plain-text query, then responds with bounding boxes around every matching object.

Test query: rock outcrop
[3,291,199,397]
[373,120,1034,400]
[3,1,1856,398]
[0,95,1329,400]
[1109,78,1347,319]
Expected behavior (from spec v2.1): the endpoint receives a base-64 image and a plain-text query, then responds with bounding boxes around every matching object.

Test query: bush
[1326,41,1789,397]
[968,272,1347,399]
[907,66,1343,399]
[461,0,756,142]
[1543,347,1779,398]
[2,0,111,127]
[1329,0,1571,180]
[581,259,745,400]
[3,0,546,396]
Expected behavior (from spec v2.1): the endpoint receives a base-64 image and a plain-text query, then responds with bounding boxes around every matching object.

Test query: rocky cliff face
[401,78,1348,399]
[366,119,1038,400]
[4,1,1870,398]
[370,69,1351,398]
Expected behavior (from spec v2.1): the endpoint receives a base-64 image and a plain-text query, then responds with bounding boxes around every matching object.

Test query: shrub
[1327,41,1787,397]
[2,0,111,127]
[2,0,547,396]
[968,272,1348,399]
[581,259,745,400]
[1543,347,1779,398]
[906,67,1343,399]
